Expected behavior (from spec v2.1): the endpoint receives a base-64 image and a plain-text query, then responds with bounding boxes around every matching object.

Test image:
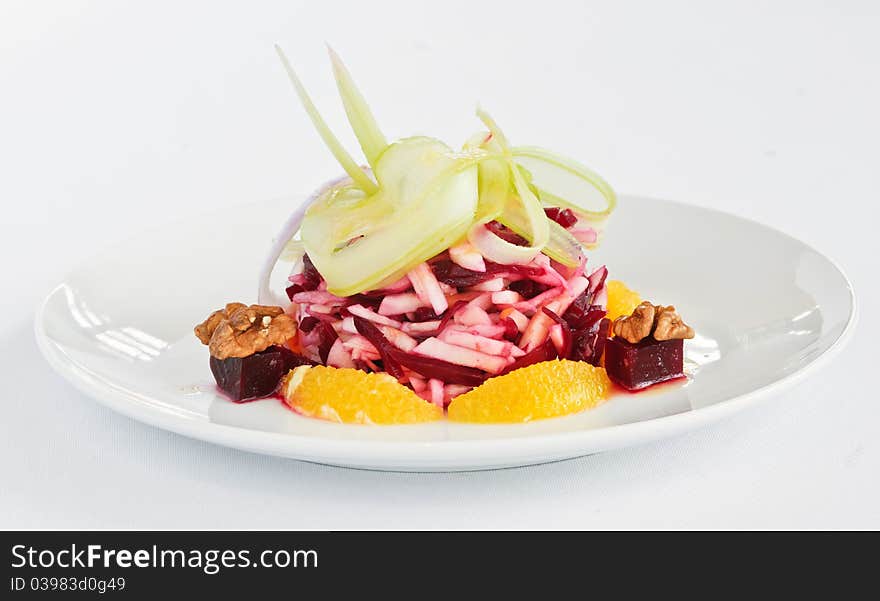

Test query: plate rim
[33,195,859,467]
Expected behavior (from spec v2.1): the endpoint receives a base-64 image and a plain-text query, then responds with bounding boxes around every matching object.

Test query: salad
[193,47,695,424]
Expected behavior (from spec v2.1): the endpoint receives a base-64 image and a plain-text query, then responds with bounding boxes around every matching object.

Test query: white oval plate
[35,196,856,471]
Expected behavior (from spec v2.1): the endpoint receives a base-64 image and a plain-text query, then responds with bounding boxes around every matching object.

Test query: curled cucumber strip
[473,109,549,259]
[302,142,496,296]
[467,159,548,266]
[328,46,388,170]
[275,45,378,194]
[467,220,542,265]
[497,203,583,267]
[265,50,619,300]
[510,146,617,220]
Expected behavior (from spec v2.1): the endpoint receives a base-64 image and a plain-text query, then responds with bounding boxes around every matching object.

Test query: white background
[2,0,877,529]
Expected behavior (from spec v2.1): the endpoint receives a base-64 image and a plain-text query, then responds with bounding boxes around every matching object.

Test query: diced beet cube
[604,337,684,391]
[210,346,309,402]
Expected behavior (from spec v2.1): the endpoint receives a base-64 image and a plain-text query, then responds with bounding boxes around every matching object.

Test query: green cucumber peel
[275,45,378,194]
[302,138,483,296]
[497,200,583,267]
[510,146,617,219]
[474,108,548,249]
[327,45,389,170]
[272,49,618,296]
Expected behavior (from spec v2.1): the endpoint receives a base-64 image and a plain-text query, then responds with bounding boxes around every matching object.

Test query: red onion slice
[257,175,353,306]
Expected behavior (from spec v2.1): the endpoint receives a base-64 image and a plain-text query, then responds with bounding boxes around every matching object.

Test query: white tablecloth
[2,0,876,529]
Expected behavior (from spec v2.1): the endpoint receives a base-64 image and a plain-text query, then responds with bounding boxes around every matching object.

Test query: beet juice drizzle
[216,369,689,407]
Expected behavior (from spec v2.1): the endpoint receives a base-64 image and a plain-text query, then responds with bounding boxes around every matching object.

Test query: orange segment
[606,280,642,322]
[447,359,612,423]
[282,365,442,425]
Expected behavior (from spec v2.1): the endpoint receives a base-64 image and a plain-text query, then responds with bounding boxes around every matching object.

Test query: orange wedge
[447,359,612,423]
[281,365,442,425]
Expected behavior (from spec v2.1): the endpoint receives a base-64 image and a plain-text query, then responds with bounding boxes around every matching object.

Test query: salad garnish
[265,45,616,298]
[193,46,696,422]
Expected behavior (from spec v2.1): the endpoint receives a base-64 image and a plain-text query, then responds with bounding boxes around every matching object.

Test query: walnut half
[612,301,656,343]
[194,303,296,360]
[653,305,695,341]
[612,301,694,343]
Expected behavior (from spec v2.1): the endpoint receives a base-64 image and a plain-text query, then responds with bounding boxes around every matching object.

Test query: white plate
[35,195,856,471]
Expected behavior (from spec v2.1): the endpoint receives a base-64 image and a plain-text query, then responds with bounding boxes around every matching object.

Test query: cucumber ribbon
[272,45,617,296]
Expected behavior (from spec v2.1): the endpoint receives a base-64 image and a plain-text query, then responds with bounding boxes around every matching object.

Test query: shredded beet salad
[285,208,611,408]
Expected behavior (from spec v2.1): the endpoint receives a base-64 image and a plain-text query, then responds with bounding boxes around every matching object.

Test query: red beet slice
[300,254,322,291]
[430,259,544,289]
[562,287,606,328]
[485,221,529,246]
[502,340,558,374]
[542,307,573,359]
[590,318,611,365]
[210,346,310,402]
[485,262,544,277]
[352,359,373,373]
[604,336,684,390]
[298,316,319,333]
[544,207,578,229]
[346,294,383,309]
[561,266,607,329]
[285,284,304,301]
[411,307,440,322]
[316,322,338,364]
[570,317,610,366]
[562,263,606,329]
[509,279,549,300]
[501,316,520,342]
[353,316,487,386]
[570,308,607,331]
[431,260,497,288]
[586,265,608,295]
[286,254,324,300]
[390,351,488,387]
[352,316,406,380]
[434,300,468,335]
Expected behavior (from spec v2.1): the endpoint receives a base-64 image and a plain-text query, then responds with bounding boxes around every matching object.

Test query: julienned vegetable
[302,137,479,297]
[245,46,623,407]
[266,45,616,298]
[192,46,702,417]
